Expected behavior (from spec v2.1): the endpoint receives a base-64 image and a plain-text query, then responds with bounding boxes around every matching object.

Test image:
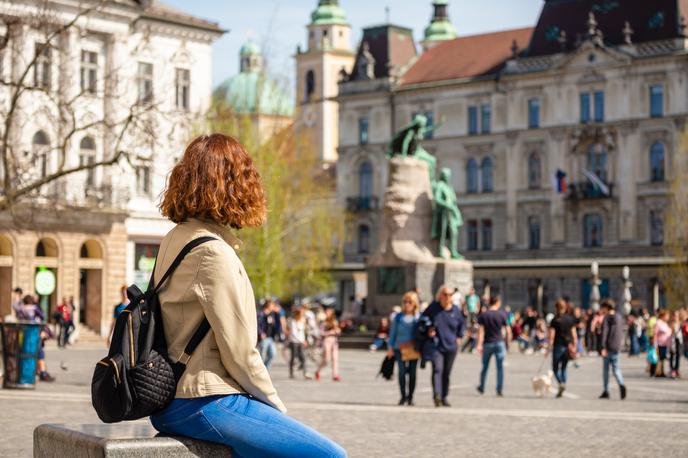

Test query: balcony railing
[567,181,614,200]
[346,196,379,212]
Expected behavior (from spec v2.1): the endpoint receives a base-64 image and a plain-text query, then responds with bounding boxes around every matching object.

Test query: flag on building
[552,169,567,194]
[582,169,610,196]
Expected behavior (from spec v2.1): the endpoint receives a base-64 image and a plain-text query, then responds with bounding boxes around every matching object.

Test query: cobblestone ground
[1,342,687,457]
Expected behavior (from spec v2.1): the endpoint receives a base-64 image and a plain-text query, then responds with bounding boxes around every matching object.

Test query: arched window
[528,152,541,189]
[481,157,493,193]
[35,237,58,257]
[583,213,603,247]
[358,224,370,254]
[80,136,96,186]
[528,216,541,249]
[305,70,315,101]
[359,161,373,199]
[32,130,50,178]
[466,158,478,193]
[650,142,665,182]
[587,143,608,182]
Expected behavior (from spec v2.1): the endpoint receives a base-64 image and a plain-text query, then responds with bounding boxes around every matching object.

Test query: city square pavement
[1,342,687,457]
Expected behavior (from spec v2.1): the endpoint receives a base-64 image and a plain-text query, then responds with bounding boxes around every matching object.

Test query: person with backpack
[476,296,511,397]
[137,134,345,457]
[387,291,420,406]
[316,307,341,382]
[547,299,578,398]
[599,299,627,400]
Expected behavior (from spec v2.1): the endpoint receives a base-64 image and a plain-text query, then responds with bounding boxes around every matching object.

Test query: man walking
[476,296,511,396]
[600,299,627,400]
[422,285,465,407]
[257,300,278,370]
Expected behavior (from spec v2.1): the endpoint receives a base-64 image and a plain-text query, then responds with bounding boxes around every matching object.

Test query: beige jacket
[154,218,286,413]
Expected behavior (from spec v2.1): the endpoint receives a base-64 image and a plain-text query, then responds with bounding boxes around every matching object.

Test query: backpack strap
[151,236,217,293]
[176,318,211,365]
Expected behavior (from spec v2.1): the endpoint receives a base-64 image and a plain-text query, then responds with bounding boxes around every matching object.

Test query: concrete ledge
[34,423,232,457]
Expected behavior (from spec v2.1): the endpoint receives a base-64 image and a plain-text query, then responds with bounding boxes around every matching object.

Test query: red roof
[400,27,534,86]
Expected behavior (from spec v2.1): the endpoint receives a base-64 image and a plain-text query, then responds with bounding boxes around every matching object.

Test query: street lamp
[622,266,633,316]
[590,261,601,312]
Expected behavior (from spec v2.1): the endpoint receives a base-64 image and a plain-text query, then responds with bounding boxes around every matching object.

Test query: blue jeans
[479,341,506,394]
[552,345,569,385]
[394,350,418,400]
[259,337,276,369]
[603,351,625,392]
[151,395,346,458]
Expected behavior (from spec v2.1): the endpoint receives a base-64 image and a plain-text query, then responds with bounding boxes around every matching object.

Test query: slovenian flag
[552,169,567,194]
[582,169,610,196]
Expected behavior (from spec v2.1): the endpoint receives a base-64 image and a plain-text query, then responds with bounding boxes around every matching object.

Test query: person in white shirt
[288,307,309,379]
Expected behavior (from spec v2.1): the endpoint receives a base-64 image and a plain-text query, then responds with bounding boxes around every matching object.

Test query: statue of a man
[432,168,463,259]
[387,114,437,186]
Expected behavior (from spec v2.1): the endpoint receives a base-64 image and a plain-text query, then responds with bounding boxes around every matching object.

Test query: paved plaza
[1,342,687,457]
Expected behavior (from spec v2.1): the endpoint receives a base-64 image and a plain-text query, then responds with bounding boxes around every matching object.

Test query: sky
[163,0,544,93]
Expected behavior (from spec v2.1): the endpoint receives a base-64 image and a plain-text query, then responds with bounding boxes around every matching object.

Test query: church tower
[295,0,355,164]
[421,0,457,51]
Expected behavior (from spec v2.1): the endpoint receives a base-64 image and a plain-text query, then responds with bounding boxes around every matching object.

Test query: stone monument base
[367,258,473,314]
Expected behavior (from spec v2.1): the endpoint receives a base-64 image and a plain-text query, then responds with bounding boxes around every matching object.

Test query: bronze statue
[387,114,437,186]
[431,168,463,260]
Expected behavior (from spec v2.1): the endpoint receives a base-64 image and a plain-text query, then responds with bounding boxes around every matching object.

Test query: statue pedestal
[366,157,473,314]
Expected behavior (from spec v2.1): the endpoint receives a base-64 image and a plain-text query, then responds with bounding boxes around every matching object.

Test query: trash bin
[1,322,42,389]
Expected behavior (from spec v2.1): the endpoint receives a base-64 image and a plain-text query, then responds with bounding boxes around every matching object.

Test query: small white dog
[531,370,554,397]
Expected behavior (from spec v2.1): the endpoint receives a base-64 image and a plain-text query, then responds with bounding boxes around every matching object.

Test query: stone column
[618,122,639,242]
[549,128,567,244]
[505,132,519,247]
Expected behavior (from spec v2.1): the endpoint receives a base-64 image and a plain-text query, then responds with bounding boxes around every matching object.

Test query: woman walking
[288,307,309,380]
[149,134,345,457]
[669,310,683,378]
[316,307,341,382]
[548,299,578,398]
[654,310,672,377]
[387,291,420,406]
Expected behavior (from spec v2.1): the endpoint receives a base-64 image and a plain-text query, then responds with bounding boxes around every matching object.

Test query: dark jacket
[422,301,465,353]
[601,312,624,353]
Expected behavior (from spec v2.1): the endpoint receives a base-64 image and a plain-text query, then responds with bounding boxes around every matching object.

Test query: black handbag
[91,237,216,423]
[378,355,395,380]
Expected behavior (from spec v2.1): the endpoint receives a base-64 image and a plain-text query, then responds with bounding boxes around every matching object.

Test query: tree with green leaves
[206,104,343,300]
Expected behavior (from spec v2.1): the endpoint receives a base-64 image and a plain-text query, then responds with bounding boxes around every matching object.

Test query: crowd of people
[365,285,688,405]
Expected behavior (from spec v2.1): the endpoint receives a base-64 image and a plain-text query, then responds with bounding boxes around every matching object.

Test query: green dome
[215,72,293,117]
[424,20,457,42]
[310,0,347,25]
[240,40,261,56]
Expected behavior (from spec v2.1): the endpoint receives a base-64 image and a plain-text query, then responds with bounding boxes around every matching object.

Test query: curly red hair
[160,134,266,229]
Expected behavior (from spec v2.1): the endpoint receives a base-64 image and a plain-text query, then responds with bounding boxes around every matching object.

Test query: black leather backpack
[91,236,216,423]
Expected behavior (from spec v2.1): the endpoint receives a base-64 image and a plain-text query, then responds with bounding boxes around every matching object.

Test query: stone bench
[34,424,232,457]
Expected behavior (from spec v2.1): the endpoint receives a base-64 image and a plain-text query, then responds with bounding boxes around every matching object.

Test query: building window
[650,210,664,246]
[468,106,478,135]
[466,158,478,193]
[305,70,315,101]
[528,216,541,249]
[33,130,50,178]
[80,50,98,95]
[583,213,603,247]
[137,62,154,104]
[34,43,51,89]
[580,92,591,124]
[136,165,151,195]
[175,68,190,111]
[358,117,369,145]
[359,161,373,198]
[79,136,96,187]
[481,104,491,134]
[650,142,665,182]
[528,152,541,189]
[358,224,370,254]
[594,91,605,123]
[650,84,664,118]
[528,98,540,129]
[587,143,608,183]
[481,219,492,251]
[467,220,478,250]
[481,157,493,193]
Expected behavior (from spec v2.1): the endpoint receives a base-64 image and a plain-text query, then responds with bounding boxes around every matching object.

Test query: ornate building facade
[0,0,222,335]
[335,0,685,312]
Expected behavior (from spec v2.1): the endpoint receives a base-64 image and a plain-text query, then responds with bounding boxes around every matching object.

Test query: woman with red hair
[150,134,346,457]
